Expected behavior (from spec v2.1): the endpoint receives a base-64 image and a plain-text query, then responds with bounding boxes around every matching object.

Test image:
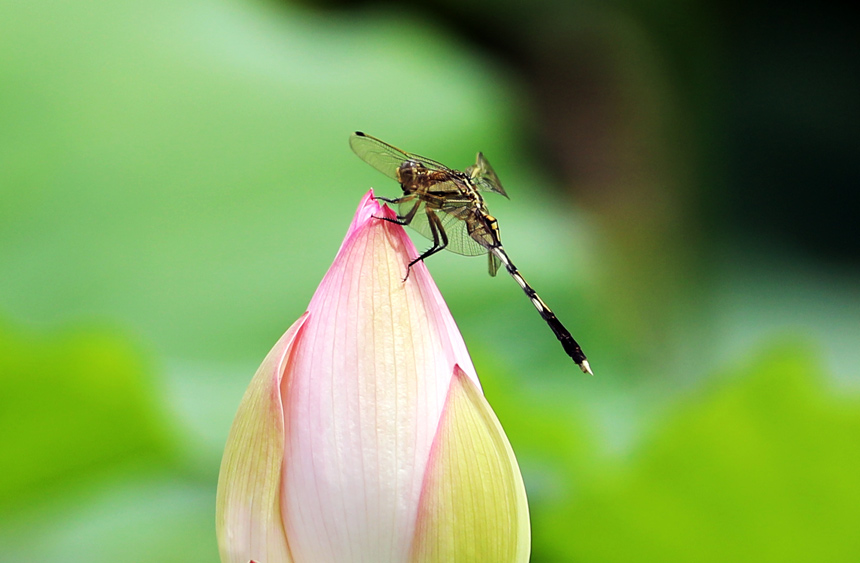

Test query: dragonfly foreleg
[373,195,400,204]
[374,197,419,227]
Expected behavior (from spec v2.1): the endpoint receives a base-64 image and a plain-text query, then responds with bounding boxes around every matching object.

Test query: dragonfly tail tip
[579,359,593,376]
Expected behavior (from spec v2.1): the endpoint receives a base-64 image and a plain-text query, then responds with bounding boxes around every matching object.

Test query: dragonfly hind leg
[404,209,448,282]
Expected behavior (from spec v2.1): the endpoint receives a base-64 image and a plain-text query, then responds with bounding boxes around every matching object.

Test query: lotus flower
[216,191,530,563]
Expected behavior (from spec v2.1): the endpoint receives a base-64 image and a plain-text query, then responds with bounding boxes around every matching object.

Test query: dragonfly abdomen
[491,247,592,374]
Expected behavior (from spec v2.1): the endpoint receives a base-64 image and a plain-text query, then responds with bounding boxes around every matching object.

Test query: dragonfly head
[395,160,428,192]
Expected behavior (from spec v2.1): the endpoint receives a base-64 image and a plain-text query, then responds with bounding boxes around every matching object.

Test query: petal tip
[346,190,382,235]
[347,190,401,236]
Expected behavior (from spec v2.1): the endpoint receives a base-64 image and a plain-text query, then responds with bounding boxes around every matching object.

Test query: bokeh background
[2,0,858,560]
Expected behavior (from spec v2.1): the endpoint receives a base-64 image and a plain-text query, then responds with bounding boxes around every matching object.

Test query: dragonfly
[349,131,592,375]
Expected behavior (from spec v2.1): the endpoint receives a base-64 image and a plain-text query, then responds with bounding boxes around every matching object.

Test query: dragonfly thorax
[395,160,458,194]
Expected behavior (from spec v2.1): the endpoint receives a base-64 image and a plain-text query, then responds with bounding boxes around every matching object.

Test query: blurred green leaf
[0,475,217,563]
[0,320,172,514]
[0,0,525,368]
[485,343,860,561]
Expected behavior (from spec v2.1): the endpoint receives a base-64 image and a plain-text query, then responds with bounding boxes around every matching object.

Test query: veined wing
[350,131,452,180]
[397,199,487,257]
[465,152,509,198]
[407,200,503,276]
[398,198,501,258]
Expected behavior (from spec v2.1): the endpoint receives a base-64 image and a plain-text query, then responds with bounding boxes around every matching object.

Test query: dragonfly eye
[397,160,425,184]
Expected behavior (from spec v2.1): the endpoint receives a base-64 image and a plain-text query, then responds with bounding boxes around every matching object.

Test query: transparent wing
[465,152,508,198]
[443,201,504,253]
[488,252,501,277]
[398,200,490,257]
[349,132,452,180]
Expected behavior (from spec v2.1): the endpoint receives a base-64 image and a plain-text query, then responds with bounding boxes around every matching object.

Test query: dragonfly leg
[404,209,448,281]
[377,216,408,226]
[373,195,400,204]
[374,197,419,226]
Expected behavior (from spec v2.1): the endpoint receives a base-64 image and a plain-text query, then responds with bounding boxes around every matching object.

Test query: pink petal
[280,192,478,562]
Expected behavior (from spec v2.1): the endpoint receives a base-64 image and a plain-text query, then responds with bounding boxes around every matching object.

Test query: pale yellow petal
[216,314,308,563]
[409,366,530,563]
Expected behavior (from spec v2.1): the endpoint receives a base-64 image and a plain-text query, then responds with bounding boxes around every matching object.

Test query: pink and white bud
[216,191,530,563]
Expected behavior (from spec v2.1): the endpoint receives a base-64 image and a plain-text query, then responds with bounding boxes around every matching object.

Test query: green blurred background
[2,0,858,560]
